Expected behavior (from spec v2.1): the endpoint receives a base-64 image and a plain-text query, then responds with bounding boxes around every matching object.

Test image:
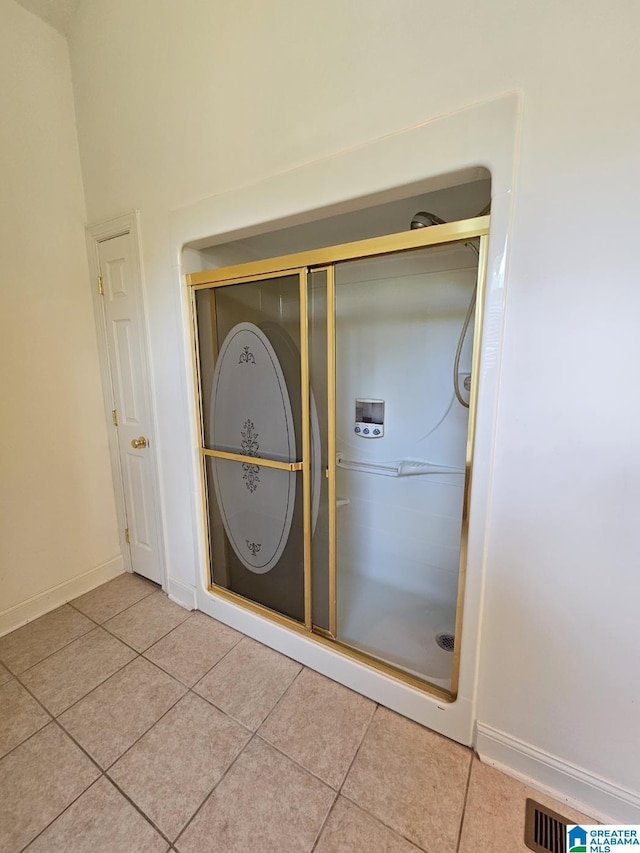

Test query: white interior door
[97,232,162,584]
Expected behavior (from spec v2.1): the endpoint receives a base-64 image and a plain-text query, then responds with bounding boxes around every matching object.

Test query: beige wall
[0,0,121,631]
[67,0,640,819]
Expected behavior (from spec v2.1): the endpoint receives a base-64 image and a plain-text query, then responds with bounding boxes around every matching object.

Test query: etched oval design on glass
[210,322,297,574]
[259,321,322,534]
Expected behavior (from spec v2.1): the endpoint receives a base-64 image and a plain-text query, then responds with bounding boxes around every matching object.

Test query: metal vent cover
[525,798,569,853]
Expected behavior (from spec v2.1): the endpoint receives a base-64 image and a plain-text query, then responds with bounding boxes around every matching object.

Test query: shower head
[410,211,447,229]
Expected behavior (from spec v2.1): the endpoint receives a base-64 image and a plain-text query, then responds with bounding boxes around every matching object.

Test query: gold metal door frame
[449,232,489,695]
[299,269,312,629]
[187,214,490,701]
[189,215,489,288]
[325,266,337,639]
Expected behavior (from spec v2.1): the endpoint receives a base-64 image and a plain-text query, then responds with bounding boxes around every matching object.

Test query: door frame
[86,210,166,587]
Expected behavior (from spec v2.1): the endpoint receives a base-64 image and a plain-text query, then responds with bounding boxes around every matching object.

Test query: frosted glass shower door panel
[206,458,305,623]
[196,275,303,455]
[194,274,308,624]
[334,245,478,687]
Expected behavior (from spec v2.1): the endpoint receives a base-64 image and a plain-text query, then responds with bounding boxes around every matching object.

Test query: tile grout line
[67,576,158,624]
[80,667,255,847]
[2,579,475,853]
[18,646,141,720]
[17,700,463,850]
[107,689,254,849]
[11,681,356,853]
[147,620,245,690]
[172,705,371,853]
[455,751,475,853]
[253,659,307,732]
[254,681,378,795]
[308,699,380,852]
[188,686,253,730]
[2,582,226,851]
[0,617,96,677]
[253,731,341,793]
[102,677,193,773]
[334,705,436,852]
[10,585,161,688]
[105,767,176,848]
[3,677,113,851]
[338,787,433,852]
[5,645,187,846]
[43,669,188,849]
[191,640,303,731]
[17,773,106,853]
[68,575,183,646]
[67,590,157,633]
[62,654,188,771]
[184,683,254,736]
[309,792,341,853]
[94,596,191,656]
[1,574,159,676]
[11,609,255,847]
[0,707,54,764]
[172,731,262,850]
[0,675,55,763]
[336,702,378,796]
[47,709,179,849]
[50,718,108,780]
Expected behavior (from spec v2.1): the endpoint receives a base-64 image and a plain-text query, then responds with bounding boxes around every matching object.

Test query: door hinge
[125,528,130,544]
[111,409,118,427]
[98,275,104,296]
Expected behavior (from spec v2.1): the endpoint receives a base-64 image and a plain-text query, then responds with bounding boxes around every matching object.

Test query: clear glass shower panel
[334,244,479,689]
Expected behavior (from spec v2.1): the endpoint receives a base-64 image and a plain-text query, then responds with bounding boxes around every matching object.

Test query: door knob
[131,436,147,449]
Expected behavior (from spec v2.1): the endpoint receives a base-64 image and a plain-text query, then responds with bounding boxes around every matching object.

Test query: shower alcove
[186,177,491,702]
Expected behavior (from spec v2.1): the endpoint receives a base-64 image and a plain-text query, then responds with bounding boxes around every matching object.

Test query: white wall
[67,0,640,819]
[0,0,121,633]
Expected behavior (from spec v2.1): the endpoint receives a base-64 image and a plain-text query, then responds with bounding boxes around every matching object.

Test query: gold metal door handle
[131,436,147,449]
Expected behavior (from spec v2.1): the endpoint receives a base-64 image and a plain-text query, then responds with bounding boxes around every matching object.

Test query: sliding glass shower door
[188,214,490,699]
[332,244,481,691]
[193,271,313,625]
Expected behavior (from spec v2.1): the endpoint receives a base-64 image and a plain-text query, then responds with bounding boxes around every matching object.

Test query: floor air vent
[525,798,568,853]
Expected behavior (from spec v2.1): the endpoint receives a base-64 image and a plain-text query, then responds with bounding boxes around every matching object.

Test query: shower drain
[436,633,455,652]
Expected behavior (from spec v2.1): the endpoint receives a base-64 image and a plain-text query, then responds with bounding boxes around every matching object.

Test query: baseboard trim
[476,722,640,825]
[0,557,125,637]
[166,576,196,611]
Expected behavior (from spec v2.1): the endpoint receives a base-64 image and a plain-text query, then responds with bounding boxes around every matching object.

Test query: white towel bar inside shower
[335,453,464,477]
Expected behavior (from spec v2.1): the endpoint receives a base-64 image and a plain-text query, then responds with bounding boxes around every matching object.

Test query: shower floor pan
[337,572,456,691]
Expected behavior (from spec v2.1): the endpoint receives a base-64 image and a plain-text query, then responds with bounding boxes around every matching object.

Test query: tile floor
[0,572,595,852]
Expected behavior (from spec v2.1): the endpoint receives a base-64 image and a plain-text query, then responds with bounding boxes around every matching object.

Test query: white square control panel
[354,398,384,438]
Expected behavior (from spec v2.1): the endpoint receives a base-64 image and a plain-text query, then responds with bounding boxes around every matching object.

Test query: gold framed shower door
[187,215,490,701]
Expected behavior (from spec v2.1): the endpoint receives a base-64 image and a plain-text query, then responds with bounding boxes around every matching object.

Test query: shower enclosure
[188,215,488,699]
